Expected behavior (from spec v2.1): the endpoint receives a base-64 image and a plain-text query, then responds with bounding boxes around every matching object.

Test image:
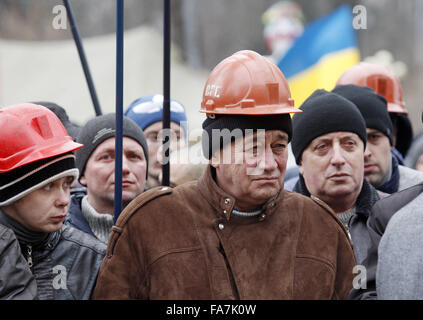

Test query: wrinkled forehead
[237,129,289,145]
[309,131,361,146]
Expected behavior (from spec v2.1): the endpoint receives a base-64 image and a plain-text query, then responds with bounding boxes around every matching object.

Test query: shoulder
[0,224,18,252]
[373,182,423,215]
[385,191,423,231]
[370,183,423,230]
[399,165,423,190]
[60,224,106,255]
[282,191,349,238]
[115,182,198,228]
[0,223,14,240]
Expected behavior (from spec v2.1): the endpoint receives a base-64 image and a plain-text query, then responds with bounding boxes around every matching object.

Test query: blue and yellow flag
[278,5,360,106]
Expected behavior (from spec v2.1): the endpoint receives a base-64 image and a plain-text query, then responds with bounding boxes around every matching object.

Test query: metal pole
[162,0,171,187]
[63,0,102,116]
[114,0,124,224]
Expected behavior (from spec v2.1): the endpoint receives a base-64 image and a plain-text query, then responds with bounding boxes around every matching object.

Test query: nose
[364,145,372,160]
[55,187,70,208]
[330,144,346,167]
[258,146,278,172]
[122,155,130,174]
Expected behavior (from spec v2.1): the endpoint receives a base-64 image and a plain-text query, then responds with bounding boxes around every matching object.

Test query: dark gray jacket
[349,182,423,300]
[0,224,38,300]
[26,225,106,300]
[293,176,381,265]
[0,209,106,300]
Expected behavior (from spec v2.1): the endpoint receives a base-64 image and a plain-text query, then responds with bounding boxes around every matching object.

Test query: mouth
[253,176,279,182]
[122,180,135,187]
[328,173,350,181]
[364,164,376,174]
[51,215,66,222]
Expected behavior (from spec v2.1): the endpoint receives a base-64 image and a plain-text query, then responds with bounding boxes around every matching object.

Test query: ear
[79,175,87,186]
[209,148,222,169]
[298,162,304,176]
[210,157,220,169]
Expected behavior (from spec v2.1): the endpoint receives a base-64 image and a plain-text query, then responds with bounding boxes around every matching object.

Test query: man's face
[299,132,364,209]
[212,130,288,211]
[364,128,392,187]
[80,136,147,212]
[144,122,186,184]
[4,176,74,233]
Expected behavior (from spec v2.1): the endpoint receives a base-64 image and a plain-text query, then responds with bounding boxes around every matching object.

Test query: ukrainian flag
[278,5,360,106]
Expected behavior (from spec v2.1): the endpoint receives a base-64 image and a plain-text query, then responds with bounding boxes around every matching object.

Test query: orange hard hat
[0,103,83,173]
[200,50,300,116]
[336,62,407,114]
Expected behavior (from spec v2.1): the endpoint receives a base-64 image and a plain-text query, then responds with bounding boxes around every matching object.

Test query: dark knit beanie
[0,153,78,206]
[75,113,149,179]
[390,113,413,158]
[291,89,367,164]
[201,114,292,159]
[332,84,393,145]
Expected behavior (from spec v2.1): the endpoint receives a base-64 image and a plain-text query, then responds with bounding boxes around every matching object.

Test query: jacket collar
[198,165,282,221]
[294,175,379,218]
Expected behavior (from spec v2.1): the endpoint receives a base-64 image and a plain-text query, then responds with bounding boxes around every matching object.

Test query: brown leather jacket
[93,166,356,300]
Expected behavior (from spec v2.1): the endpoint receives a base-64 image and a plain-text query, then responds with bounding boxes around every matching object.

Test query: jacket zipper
[26,244,33,268]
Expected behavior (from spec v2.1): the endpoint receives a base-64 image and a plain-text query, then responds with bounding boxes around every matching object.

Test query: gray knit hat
[75,113,149,180]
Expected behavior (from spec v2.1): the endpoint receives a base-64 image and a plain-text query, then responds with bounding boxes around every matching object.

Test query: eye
[343,139,357,148]
[147,133,159,143]
[99,154,113,161]
[273,143,286,150]
[313,142,329,155]
[43,183,53,191]
[367,133,381,142]
[129,152,143,161]
[64,177,74,188]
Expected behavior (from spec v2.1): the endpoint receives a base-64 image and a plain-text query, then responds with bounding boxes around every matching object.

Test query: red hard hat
[336,62,407,114]
[200,50,300,116]
[0,103,83,173]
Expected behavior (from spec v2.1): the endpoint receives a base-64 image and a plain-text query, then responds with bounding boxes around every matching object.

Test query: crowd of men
[1,49,423,300]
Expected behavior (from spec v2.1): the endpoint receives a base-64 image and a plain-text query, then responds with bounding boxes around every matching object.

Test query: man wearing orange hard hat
[0,104,106,300]
[93,50,355,300]
[336,62,413,163]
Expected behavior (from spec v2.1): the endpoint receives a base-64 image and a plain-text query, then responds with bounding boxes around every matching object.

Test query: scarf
[81,196,113,244]
[378,154,399,194]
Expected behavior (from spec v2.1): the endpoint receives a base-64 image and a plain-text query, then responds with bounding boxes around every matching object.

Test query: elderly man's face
[80,136,147,213]
[299,131,364,211]
[212,130,288,211]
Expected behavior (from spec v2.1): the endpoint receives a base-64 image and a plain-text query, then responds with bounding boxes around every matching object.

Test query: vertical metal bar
[162,0,171,187]
[63,0,102,116]
[114,0,124,224]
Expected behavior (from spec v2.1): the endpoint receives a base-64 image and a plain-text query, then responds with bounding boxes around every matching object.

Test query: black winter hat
[332,84,393,145]
[0,153,78,206]
[75,113,149,180]
[390,113,413,158]
[291,89,367,164]
[201,114,292,159]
